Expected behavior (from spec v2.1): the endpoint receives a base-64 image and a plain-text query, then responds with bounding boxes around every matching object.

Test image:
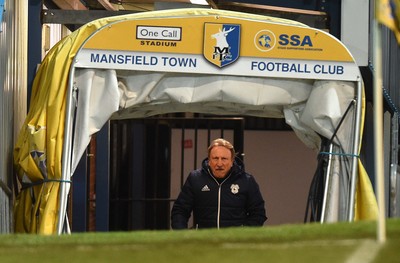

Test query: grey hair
[207,138,235,159]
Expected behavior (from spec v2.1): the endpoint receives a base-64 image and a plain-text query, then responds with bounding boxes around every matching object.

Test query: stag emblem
[203,23,241,68]
[211,27,236,61]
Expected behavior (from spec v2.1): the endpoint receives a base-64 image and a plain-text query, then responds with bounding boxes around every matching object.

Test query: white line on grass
[221,239,360,249]
[344,239,382,263]
[221,238,383,262]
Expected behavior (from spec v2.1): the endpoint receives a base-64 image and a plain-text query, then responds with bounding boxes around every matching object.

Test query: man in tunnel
[171,138,267,229]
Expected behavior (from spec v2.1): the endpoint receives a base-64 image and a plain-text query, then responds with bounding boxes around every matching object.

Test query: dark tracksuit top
[171,157,267,229]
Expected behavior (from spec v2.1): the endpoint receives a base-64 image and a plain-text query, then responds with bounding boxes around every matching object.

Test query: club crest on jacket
[230,184,240,194]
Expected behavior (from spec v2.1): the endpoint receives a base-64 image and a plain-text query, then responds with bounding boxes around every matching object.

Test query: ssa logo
[254,30,276,52]
[278,34,313,47]
[203,23,240,68]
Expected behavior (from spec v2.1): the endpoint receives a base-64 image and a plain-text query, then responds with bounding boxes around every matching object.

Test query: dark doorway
[109,120,171,230]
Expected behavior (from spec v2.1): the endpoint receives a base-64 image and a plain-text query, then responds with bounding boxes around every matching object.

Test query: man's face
[208,146,234,179]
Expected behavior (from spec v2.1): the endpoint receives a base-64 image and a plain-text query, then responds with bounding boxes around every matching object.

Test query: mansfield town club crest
[203,23,240,68]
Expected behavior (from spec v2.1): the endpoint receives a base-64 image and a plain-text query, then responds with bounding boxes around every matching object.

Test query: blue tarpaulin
[0,0,4,32]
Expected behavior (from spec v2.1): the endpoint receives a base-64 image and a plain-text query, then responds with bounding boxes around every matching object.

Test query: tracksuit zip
[207,168,232,229]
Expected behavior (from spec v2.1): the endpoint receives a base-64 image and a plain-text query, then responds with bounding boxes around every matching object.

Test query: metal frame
[348,79,363,221]
[319,79,363,222]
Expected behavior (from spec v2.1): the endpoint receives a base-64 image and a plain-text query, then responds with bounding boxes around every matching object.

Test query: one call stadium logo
[203,23,240,68]
[136,25,181,47]
[254,30,276,52]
